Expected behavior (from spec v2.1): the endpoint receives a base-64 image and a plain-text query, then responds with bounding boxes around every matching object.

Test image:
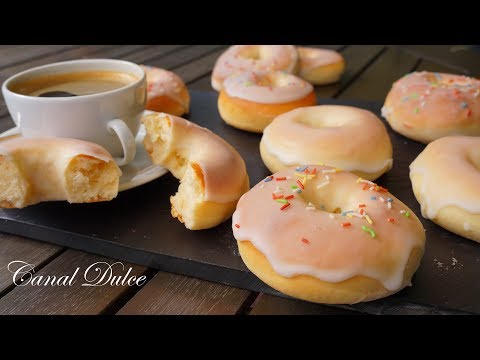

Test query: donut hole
[299,181,353,215]
[295,108,347,129]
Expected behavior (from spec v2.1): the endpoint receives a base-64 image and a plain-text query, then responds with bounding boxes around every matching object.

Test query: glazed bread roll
[142,112,250,230]
[0,137,121,208]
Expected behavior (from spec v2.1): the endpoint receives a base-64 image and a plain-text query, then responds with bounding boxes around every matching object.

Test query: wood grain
[0,45,78,69]
[117,271,250,315]
[337,46,419,101]
[0,249,148,315]
[249,294,361,315]
[315,45,385,99]
[0,234,61,295]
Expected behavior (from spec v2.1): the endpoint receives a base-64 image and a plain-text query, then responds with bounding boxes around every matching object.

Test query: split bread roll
[142,112,250,230]
[0,137,121,208]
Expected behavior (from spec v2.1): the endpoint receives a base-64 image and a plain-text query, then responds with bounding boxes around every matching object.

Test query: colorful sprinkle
[380,197,385,203]
[276,177,286,181]
[359,204,366,208]
[467,109,472,117]
[362,183,369,190]
[415,108,419,114]
[264,176,273,182]
[342,222,351,227]
[322,169,337,174]
[235,224,240,228]
[285,195,294,200]
[371,196,377,200]
[404,211,411,218]
[365,215,373,225]
[296,165,308,172]
[387,202,392,209]
[362,225,376,238]
[272,194,284,200]
[342,211,354,216]
[461,102,468,109]
[387,218,395,223]
[359,209,365,215]
[316,181,330,189]
[280,203,291,211]
[312,168,317,175]
[400,210,406,214]
[387,198,393,202]
[276,199,288,204]
[296,180,304,189]
[291,185,298,189]
[301,238,310,244]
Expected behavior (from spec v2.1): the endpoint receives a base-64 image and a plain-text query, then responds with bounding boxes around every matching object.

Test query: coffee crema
[10,71,139,97]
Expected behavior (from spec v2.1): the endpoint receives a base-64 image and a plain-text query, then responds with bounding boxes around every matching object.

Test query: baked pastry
[260,105,393,180]
[218,71,316,133]
[297,47,345,85]
[382,71,480,143]
[142,112,250,230]
[410,136,480,242]
[211,45,299,91]
[141,65,190,116]
[0,137,121,208]
[233,165,426,304]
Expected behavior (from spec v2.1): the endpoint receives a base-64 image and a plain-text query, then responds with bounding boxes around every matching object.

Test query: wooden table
[0,45,478,315]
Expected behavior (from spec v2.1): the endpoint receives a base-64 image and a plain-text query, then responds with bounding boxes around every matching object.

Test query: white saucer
[118,124,168,192]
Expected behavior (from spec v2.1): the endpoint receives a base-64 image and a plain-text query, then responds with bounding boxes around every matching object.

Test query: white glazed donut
[0,137,121,208]
[218,71,316,133]
[141,65,190,116]
[211,45,299,91]
[232,165,426,304]
[260,105,393,180]
[142,112,250,230]
[410,136,480,242]
[297,47,345,85]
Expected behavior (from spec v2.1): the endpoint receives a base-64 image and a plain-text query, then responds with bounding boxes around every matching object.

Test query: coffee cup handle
[107,119,136,167]
[0,126,21,139]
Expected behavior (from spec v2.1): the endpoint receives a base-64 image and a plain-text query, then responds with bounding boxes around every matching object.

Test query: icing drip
[233,165,425,291]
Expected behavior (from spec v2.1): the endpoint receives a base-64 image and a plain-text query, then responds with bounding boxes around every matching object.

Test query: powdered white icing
[223,71,313,104]
[232,166,425,291]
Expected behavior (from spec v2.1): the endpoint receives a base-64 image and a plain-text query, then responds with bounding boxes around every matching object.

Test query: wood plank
[173,47,228,83]
[337,46,420,102]
[249,294,361,315]
[117,271,250,315]
[0,45,78,69]
[146,45,226,71]
[0,234,62,295]
[0,249,148,315]
[395,45,480,76]
[315,45,385,99]
[120,44,188,64]
[415,59,466,74]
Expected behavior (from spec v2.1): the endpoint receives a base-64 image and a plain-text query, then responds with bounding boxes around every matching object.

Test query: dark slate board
[0,90,478,315]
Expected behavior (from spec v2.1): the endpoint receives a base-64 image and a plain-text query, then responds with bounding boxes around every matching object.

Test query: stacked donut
[212,45,346,133]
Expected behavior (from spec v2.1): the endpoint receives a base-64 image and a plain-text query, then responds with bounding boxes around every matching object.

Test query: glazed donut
[232,165,426,304]
[211,45,299,91]
[410,136,480,242]
[382,71,480,144]
[0,137,121,208]
[141,65,190,117]
[297,47,345,85]
[218,71,316,133]
[260,105,393,181]
[142,112,249,230]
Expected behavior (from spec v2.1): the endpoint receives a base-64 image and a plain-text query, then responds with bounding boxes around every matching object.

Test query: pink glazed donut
[211,45,299,91]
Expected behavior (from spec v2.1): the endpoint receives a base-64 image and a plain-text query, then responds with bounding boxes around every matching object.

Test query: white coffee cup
[1,59,147,166]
